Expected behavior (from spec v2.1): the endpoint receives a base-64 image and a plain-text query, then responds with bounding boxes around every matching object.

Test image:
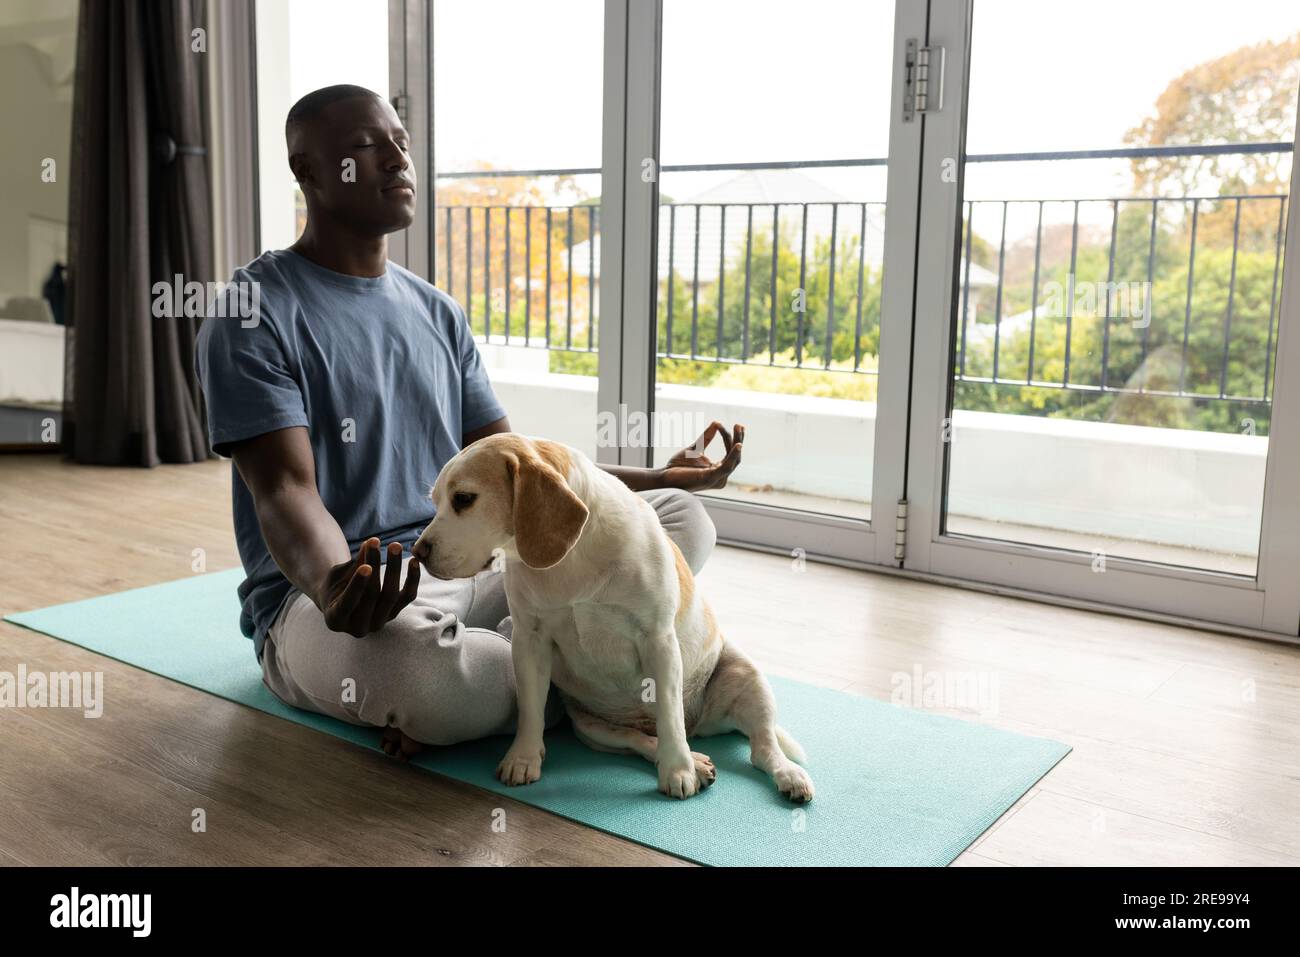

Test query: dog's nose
[412,540,430,560]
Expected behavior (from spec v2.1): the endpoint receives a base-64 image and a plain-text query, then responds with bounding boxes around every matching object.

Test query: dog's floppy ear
[506,447,589,569]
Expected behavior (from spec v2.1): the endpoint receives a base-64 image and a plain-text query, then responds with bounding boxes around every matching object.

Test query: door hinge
[902,40,944,122]
[391,91,409,124]
[895,499,908,562]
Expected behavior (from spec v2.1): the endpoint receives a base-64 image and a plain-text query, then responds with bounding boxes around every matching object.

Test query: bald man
[195,84,745,758]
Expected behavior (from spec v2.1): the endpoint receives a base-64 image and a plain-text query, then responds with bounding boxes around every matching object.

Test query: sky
[268,0,1299,242]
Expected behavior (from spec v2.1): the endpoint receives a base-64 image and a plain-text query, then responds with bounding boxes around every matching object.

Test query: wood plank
[975,791,1295,867]
[0,622,685,866]
[4,452,1300,866]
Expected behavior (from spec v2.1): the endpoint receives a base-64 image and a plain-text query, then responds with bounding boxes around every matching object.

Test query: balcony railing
[436,203,600,352]
[957,191,1289,406]
[433,144,1293,406]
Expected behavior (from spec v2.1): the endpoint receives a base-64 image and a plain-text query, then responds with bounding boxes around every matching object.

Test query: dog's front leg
[496,614,552,786]
[644,631,705,799]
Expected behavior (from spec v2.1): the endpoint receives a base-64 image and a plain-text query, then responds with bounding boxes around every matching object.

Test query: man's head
[285,84,417,236]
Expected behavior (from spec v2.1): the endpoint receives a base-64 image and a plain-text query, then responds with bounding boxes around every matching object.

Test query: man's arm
[462,415,513,448]
[463,414,667,490]
[462,417,744,493]
[231,426,420,637]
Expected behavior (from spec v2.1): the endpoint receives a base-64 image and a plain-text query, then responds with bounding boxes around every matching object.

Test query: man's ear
[288,152,314,189]
[507,450,589,569]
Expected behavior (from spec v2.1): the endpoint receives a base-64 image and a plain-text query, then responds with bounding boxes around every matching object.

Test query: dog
[413,432,814,802]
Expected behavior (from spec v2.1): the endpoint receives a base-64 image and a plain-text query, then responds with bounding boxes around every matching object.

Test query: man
[195,84,745,758]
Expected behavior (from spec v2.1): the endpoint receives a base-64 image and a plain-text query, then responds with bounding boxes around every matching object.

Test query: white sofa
[0,313,64,405]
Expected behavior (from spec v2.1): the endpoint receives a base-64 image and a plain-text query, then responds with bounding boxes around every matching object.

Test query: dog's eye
[452,491,477,513]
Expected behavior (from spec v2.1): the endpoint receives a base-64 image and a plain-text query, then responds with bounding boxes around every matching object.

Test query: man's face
[289,95,417,235]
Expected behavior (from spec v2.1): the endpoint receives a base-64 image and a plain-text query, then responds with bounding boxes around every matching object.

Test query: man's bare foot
[380,726,424,761]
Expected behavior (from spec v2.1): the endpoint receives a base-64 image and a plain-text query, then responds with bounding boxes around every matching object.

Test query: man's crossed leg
[259,488,716,752]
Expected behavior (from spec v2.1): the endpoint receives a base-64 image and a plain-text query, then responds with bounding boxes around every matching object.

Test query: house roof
[680,167,853,206]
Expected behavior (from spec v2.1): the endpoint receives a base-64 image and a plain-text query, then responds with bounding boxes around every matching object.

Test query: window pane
[944,0,1299,575]
[432,0,604,458]
[254,0,389,253]
[651,0,897,522]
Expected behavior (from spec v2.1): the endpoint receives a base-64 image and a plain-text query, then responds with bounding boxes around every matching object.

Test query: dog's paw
[658,753,713,799]
[691,751,717,786]
[380,726,423,762]
[774,763,814,804]
[496,744,545,786]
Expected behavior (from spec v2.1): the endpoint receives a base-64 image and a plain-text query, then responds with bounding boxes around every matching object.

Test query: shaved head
[285,84,384,153]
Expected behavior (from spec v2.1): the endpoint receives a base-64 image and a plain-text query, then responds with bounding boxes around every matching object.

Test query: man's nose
[384,146,408,171]
[412,539,430,560]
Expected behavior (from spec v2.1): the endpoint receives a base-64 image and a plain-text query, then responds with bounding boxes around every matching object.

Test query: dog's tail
[775,725,807,765]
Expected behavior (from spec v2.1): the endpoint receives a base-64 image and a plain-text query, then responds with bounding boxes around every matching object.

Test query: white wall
[0,19,75,299]
[254,0,295,256]
[484,365,1267,557]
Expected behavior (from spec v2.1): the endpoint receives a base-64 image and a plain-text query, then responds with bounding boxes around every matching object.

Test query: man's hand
[662,422,745,492]
[316,537,421,638]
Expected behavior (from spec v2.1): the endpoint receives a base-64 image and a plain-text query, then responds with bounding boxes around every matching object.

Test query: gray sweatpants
[260,488,717,746]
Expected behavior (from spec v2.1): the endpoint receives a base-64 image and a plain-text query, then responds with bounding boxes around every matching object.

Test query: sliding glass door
[424,0,606,459]
[384,0,1300,635]
[906,0,1300,632]
[628,0,926,565]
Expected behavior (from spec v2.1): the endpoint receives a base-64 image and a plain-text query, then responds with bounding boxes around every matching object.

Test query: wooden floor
[2,452,1298,866]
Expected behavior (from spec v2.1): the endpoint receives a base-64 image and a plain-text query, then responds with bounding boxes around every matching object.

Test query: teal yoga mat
[5,568,1069,866]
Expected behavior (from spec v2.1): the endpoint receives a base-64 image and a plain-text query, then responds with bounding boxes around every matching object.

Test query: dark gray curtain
[64,0,214,466]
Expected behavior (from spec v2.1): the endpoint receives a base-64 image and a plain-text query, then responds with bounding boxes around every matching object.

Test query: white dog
[414,432,813,802]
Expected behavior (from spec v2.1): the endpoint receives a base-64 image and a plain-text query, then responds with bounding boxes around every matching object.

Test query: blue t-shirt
[194,248,506,659]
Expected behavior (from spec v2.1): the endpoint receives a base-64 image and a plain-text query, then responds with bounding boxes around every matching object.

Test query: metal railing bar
[742,204,753,363]
[432,142,1294,180]
[524,206,531,345]
[1064,200,1080,387]
[796,204,808,366]
[444,207,453,293]
[504,206,511,341]
[854,202,866,372]
[656,352,880,374]
[959,203,974,378]
[485,206,493,340]
[1027,200,1044,382]
[769,205,778,365]
[825,203,838,369]
[666,203,676,354]
[717,205,726,360]
[1220,198,1242,398]
[992,200,1008,382]
[545,207,552,345]
[1180,198,1200,394]
[951,373,1268,404]
[1264,198,1286,401]
[691,204,701,358]
[1101,199,1118,390]
[565,207,574,350]
[1142,199,1158,388]
[588,205,597,351]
